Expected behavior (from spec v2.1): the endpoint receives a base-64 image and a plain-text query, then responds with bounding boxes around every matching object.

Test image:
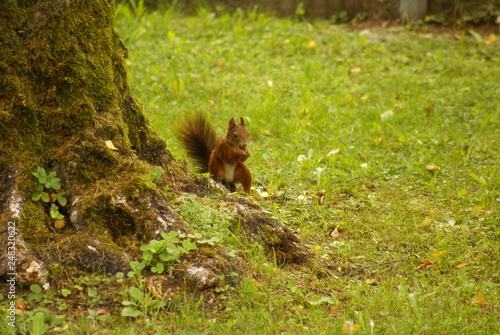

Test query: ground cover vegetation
[1,3,498,334]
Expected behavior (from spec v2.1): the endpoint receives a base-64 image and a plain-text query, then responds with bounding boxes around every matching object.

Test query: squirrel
[176,113,252,194]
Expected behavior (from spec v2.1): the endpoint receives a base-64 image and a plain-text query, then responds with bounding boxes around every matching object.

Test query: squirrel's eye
[233,132,238,138]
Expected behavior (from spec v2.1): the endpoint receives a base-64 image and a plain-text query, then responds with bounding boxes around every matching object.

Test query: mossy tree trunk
[0,0,318,293]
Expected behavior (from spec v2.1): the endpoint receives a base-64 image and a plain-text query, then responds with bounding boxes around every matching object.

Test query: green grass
[2,5,498,335]
[113,8,499,333]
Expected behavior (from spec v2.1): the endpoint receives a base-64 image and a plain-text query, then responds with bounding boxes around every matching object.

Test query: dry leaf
[455,262,471,269]
[485,34,497,45]
[330,227,340,239]
[105,140,118,151]
[348,67,362,74]
[365,278,377,285]
[54,219,66,229]
[425,164,441,171]
[96,308,109,315]
[15,300,27,314]
[471,205,484,213]
[372,137,383,143]
[416,259,436,270]
[316,190,325,205]
[430,250,446,257]
[327,148,340,156]
[471,293,488,307]
[342,321,360,334]
[306,40,317,48]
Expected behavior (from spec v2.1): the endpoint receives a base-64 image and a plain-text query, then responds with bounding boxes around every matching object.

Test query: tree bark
[0,0,319,293]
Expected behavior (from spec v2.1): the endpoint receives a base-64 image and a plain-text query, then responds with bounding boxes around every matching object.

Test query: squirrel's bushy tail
[176,113,217,173]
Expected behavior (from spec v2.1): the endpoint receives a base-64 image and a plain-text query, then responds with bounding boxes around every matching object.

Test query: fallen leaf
[425,164,441,171]
[306,40,317,48]
[471,293,488,307]
[96,308,109,315]
[372,137,383,143]
[430,250,446,257]
[348,67,362,74]
[455,262,471,269]
[330,227,340,239]
[365,278,377,285]
[314,245,323,251]
[342,320,360,334]
[423,259,436,266]
[316,190,325,205]
[327,148,340,156]
[423,217,430,223]
[471,205,484,213]
[15,300,27,314]
[54,219,66,229]
[416,259,436,270]
[105,140,118,151]
[485,33,496,45]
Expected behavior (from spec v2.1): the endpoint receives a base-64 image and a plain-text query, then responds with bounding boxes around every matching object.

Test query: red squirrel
[177,113,252,194]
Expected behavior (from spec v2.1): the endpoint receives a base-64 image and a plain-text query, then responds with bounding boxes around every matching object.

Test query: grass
[2,5,499,335]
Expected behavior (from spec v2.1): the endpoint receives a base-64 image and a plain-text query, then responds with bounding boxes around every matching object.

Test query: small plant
[32,167,67,221]
[149,166,163,183]
[140,230,199,274]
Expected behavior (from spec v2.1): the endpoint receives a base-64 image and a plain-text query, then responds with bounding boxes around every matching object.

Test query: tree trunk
[400,0,428,22]
[0,0,319,294]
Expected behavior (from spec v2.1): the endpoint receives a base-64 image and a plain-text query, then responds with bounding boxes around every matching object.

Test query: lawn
[113,6,499,334]
[3,4,498,335]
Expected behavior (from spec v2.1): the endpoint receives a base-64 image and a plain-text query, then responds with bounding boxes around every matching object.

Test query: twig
[342,253,412,277]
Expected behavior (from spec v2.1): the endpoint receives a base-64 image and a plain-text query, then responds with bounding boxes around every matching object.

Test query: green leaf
[30,284,42,294]
[47,172,56,179]
[149,299,167,309]
[150,166,163,183]
[121,306,142,318]
[56,192,67,206]
[41,192,50,203]
[129,286,145,304]
[152,262,164,274]
[61,289,71,297]
[181,239,198,252]
[50,203,63,219]
[37,167,47,177]
[32,192,42,201]
[469,30,483,43]
[39,178,47,184]
[32,311,47,335]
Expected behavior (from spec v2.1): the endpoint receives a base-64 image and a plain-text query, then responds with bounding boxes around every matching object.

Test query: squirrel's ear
[228,118,236,128]
[239,117,245,125]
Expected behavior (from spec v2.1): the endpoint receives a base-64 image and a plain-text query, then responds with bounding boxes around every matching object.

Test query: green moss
[261,225,282,246]
[18,201,51,244]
